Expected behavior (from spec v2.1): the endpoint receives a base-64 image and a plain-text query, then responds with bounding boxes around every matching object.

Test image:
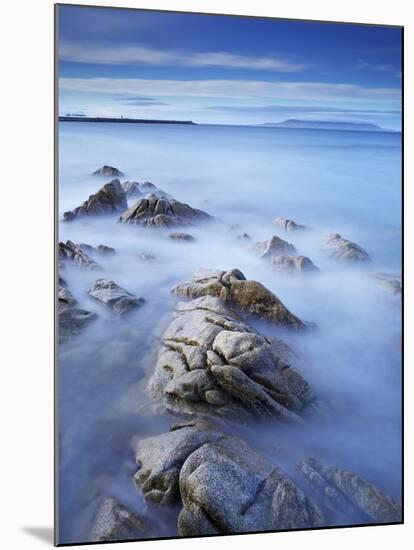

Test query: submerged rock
[255,235,296,259]
[370,273,402,295]
[271,255,319,274]
[63,179,128,221]
[88,279,145,315]
[149,295,316,420]
[135,423,324,535]
[119,194,211,228]
[172,268,308,328]
[91,496,150,542]
[92,165,124,177]
[168,232,194,241]
[138,252,157,262]
[298,458,402,523]
[274,217,307,231]
[237,232,251,241]
[324,233,370,263]
[59,240,100,270]
[79,243,116,257]
[58,286,97,341]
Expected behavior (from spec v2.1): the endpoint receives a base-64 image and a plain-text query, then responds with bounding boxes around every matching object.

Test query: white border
[1,1,412,548]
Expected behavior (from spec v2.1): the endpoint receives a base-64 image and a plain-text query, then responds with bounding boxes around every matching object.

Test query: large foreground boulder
[271,255,319,274]
[59,240,100,270]
[63,179,128,221]
[172,268,308,328]
[255,235,296,259]
[92,165,124,177]
[149,295,316,420]
[88,279,145,316]
[119,194,211,228]
[324,233,370,263]
[274,217,307,231]
[298,458,401,523]
[91,496,150,542]
[58,286,97,341]
[134,422,324,535]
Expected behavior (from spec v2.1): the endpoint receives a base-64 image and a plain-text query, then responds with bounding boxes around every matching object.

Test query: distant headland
[261,119,390,132]
[59,116,196,125]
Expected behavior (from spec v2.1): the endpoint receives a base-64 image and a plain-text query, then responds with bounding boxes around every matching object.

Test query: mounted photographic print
[55,3,403,545]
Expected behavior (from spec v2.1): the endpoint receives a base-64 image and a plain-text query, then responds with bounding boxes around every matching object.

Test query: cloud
[114,95,168,106]
[59,41,306,72]
[60,77,401,103]
[355,59,401,78]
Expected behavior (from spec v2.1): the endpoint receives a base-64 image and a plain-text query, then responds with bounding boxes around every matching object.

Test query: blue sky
[58,5,402,129]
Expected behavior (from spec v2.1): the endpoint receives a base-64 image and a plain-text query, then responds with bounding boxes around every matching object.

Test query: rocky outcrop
[172,268,308,329]
[91,496,150,542]
[271,255,319,274]
[59,240,100,270]
[79,243,116,256]
[92,165,124,177]
[370,273,402,295]
[88,279,145,316]
[138,252,156,262]
[237,232,251,241]
[58,285,97,341]
[63,179,128,221]
[255,235,296,259]
[122,181,169,199]
[119,194,211,228]
[149,295,316,420]
[168,232,194,241]
[324,233,370,263]
[298,458,401,523]
[134,422,324,535]
[274,217,306,231]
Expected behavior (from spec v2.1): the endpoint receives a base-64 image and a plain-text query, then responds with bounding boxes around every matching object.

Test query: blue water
[58,122,402,543]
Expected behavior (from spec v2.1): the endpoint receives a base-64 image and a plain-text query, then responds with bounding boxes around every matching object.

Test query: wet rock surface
[271,255,319,274]
[274,217,307,231]
[92,165,124,177]
[58,285,97,341]
[255,235,296,259]
[298,458,402,523]
[324,233,370,263]
[119,194,211,228]
[91,496,151,542]
[148,295,315,420]
[63,179,128,221]
[172,268,308,328]
[59,240,100,270]
[88,278,145,315]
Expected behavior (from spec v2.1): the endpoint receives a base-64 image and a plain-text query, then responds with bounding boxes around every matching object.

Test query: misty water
[58,122,402,544]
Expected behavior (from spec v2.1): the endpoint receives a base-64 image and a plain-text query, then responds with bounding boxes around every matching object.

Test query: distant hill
[261,119,388,132]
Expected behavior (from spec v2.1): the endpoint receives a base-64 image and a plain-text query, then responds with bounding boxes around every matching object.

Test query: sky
[58,5,402,130]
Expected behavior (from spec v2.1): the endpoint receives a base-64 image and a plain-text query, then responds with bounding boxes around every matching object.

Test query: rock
[88,279,145,315]
[148,295,316,420]
[298,458,402,523]
[135,423,323,534]
[178,436,324,535]
[254,235,296,259]
[274,217,307,231]
[138,253,156,262]
[122,180,169,199]
[92,165,124,177]
[134,420,222,506]
[168,232,194,241]
[271,255,319,274]
[63,179,128,221]
[119,194,211,228]
[91,496,150,542]
[79,243,116,256]
[324,233,370,263]
[58,287,97,341]
[172,268,308,329]
[59,240,100,270]
[237,232,251,241]
[370,273,401,295]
